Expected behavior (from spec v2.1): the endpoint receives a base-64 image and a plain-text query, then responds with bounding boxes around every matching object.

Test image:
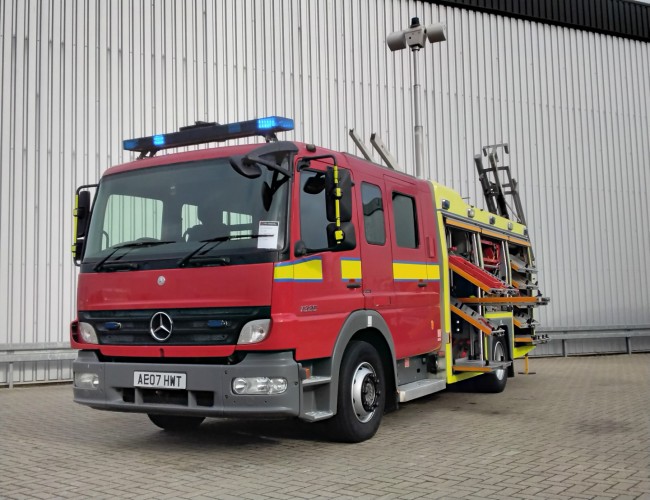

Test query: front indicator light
[78,322,98,344]
[74,372,100,389]
[237,319,271,344]
[232,377,288,395]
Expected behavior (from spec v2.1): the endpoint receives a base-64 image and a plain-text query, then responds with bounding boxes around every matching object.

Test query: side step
[398,378,446,403]
[302,375,331,387]
[302,410,334,422]
[452,359,512,373]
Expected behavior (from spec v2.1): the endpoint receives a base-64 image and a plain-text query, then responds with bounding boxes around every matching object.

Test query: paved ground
[1,354,649,500]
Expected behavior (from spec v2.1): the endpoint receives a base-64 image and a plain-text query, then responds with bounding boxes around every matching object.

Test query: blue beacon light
[257,116,293,131]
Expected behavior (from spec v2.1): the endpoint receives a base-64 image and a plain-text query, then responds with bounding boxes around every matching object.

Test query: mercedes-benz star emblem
[149,312,173,342]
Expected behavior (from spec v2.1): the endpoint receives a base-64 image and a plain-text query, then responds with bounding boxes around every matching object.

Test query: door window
[392,193,419,248]
[361,183,386,245]
[300,170,329,249]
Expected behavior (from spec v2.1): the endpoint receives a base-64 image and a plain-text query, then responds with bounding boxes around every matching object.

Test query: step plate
[398,378,446,403]
[302,410,334,422]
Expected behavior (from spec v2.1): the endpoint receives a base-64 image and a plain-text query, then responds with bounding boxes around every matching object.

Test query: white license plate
[133,371,186,390]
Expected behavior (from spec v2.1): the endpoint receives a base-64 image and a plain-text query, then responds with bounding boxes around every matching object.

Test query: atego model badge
[149,312,173,342]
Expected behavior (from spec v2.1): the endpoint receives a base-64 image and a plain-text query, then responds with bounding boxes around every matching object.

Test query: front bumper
[73,350,300,418]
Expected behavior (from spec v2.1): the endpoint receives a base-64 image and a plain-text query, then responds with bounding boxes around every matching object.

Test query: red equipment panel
[448,254,511,292]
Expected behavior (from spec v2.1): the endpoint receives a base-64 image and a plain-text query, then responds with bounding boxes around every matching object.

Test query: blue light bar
[123,116,294,154]
[257,116,294,131]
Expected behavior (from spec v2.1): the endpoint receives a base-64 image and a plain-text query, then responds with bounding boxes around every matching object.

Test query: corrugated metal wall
[1,0,649,383]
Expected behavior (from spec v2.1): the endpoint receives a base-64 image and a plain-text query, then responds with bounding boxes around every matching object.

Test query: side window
[300,170,329,249]
[102,194,162,249]
[392,192,418,248]
[361,183,385,245]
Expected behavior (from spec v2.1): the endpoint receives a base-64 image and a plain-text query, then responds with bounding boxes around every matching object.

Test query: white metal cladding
[0,1,649,383]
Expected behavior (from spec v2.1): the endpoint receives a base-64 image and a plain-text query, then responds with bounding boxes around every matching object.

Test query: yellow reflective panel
[393,261,428,281]
[341,258,362,280]
[274,257,324,282]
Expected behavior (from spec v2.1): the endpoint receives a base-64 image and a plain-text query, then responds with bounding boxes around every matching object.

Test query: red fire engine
[71,117,548,442]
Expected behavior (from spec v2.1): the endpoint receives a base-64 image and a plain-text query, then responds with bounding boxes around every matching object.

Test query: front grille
[80,306,270,346]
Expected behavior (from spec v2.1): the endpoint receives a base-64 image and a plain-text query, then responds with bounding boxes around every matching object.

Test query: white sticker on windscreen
[257,221,279,249]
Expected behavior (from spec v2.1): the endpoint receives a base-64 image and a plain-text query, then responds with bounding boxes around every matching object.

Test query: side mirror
[72,187,95,264]
[294,223,356,257]
[325,166,352,223]
[327,222,356,251]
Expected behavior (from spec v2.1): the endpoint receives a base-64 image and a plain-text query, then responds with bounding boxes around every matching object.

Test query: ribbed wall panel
[1,0,648,382]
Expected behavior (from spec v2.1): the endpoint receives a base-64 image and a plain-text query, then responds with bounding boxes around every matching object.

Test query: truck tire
[328,341,385,443]
[147,414,205,431]
[473,336,508,393]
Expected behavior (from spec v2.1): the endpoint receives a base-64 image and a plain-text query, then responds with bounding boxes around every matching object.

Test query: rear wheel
[473,336,508,393]
[328,341,385,443]
[147,414,205,431]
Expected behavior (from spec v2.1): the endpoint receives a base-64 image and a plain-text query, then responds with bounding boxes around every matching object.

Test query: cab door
[273,156,364,360]
[383,175,439,358]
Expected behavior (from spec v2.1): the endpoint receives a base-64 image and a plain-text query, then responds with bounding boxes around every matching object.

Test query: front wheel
[147,413,205,431]
[328,341,385,443]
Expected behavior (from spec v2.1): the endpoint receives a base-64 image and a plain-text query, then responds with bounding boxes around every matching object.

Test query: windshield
[83,156,290,269]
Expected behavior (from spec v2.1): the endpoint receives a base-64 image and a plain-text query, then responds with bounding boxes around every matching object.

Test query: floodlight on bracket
[387,17,446,179]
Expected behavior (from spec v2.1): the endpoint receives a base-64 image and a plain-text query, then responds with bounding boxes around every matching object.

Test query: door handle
[347,283,361,289]
[418,282,428,288]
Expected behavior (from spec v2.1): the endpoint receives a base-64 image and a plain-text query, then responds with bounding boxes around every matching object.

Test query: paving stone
[0,354,649,499]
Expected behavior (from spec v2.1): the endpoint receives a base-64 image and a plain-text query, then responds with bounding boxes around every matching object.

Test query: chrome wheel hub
[494,342,506,381]
[351,362,380,423]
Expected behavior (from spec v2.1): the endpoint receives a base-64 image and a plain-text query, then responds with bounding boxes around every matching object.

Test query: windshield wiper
[94,240,175,272]
[177,234,270,268]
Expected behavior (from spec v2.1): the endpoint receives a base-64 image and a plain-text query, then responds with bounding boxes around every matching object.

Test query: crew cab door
[358,180,395,311]
[383,175,439,358]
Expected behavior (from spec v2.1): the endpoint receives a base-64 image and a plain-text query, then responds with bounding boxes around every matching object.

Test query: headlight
[232,377,288,395]
[237,319,270,344]
[78,322,98,344]
[74,372,99,389]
